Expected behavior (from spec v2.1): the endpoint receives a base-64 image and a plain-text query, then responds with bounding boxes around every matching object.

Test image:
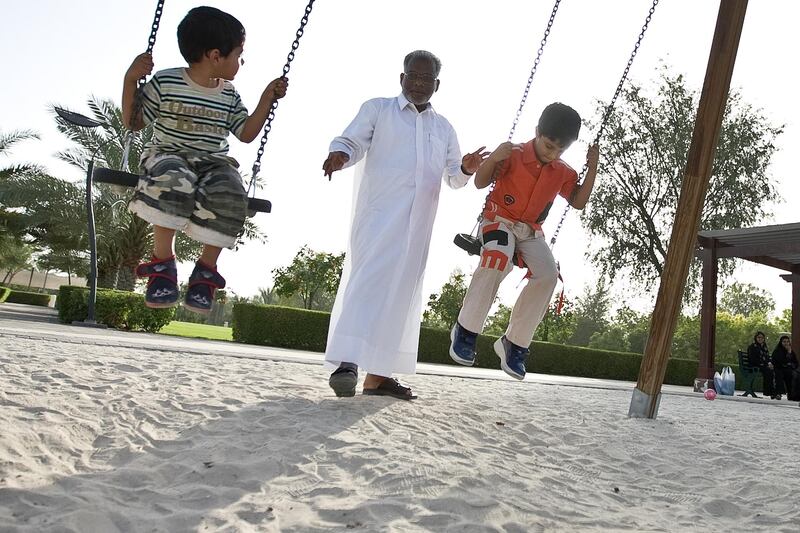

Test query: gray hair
[403,50,442,77]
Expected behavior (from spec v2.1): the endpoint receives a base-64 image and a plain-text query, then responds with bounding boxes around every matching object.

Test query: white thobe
[324,94,470,376]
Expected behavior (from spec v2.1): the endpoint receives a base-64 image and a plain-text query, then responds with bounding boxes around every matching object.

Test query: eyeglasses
[404,72,437,84]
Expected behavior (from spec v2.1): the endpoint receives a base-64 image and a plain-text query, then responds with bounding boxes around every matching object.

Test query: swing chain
[136,0,165,94]
[250,0,316,193]
[471,0,562,231]
[548,0,659,248]
[508,0,561,142]
[126,0,165,172]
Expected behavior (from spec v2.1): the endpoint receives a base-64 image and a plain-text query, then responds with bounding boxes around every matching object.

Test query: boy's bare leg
[199,244,222,267]
[153,225,176,259]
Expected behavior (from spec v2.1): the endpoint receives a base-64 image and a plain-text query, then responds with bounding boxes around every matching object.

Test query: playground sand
[1,337,797,532]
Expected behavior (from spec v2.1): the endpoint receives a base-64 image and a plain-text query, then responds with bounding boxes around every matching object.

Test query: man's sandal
[363,378,417,400]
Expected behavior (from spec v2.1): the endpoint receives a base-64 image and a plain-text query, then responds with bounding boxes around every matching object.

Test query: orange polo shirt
[483,140,578,230]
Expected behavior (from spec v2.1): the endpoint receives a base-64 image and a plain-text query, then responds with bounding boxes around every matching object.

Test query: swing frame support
[629,0,749,419]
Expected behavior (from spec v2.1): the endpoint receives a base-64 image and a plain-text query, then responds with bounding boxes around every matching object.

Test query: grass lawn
[158,321,233,341]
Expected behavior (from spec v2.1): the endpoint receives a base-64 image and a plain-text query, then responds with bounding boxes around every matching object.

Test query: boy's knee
[530,263,558,288]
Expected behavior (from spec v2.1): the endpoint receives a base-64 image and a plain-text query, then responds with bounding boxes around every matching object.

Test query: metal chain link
[470,0,562,234]
[507,0,561,142]
[548,0,659,248]
[249,0,316,195]
[125,0,165,172]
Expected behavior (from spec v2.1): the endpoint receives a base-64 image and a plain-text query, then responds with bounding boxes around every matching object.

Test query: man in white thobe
[322,50,487,400]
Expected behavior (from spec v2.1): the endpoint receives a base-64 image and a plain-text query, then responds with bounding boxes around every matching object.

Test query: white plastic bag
[713,370,724,393]
[719,366,736,396]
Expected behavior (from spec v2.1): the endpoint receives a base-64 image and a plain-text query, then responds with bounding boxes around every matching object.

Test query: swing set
[453,0,660,256]
[53,0,317,326]
[63,0,317,215]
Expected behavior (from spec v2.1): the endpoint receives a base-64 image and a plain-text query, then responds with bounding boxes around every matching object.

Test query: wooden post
[629,0,749,419]
[780,274,800,345]
[696,246,718,388]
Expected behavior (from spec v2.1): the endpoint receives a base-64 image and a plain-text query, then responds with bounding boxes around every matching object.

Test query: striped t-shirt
[140,68,249,156]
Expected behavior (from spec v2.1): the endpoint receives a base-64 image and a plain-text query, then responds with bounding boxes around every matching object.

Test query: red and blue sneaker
[184,261,226,315]
[136,255,179,308]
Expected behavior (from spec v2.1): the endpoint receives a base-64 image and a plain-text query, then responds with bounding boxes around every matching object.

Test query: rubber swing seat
[92,168,272,213]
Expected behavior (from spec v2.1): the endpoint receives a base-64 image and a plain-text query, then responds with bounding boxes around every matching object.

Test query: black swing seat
[454,233,482,256]
[92,168,272,213]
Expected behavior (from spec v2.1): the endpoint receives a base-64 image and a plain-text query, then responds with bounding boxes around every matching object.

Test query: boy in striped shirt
[122,6,287,313]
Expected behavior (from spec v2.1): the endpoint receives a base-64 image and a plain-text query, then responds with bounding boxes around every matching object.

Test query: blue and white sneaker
[494,335,529,380]
[184,261,226,315]
[136,256,179,308]
[449,322,478,366]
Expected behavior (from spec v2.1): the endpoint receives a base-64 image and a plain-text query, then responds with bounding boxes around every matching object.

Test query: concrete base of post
[628,387,661,419]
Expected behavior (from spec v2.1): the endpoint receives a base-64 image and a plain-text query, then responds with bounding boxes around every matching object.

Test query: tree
[535,297,578,344]
[272,245,344,310]
[581,67,782,297]
[0,233,33,284]
[718,281,775,318]
[587,305,649,353]
[568,278,611,347]
[775,308,791,335]
[483,303,511,337]
[251,287,281,306]
[0,130,47,283]
[422,269,467,330]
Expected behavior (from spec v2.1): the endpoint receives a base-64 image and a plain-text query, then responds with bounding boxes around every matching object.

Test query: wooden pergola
[695,223,800,384]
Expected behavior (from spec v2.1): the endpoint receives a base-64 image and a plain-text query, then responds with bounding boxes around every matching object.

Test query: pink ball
[704,389,717,400]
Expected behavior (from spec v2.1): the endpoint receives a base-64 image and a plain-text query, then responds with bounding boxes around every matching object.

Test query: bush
[57,285,174,332]
[232,304,702,386]
[0,286,11,303]
[5,290,52,306]
[233,304,331,351]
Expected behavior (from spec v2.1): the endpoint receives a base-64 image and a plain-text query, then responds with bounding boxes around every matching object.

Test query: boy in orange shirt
[449,103,599,380]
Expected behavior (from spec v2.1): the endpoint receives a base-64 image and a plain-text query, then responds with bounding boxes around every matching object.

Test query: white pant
[458,217,558,347]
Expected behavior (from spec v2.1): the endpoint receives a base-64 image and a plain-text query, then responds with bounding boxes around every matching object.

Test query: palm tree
[55,98,154,290]
[0,130,50,283]
[0,130,42,177]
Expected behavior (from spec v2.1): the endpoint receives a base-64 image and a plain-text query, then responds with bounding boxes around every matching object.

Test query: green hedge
[5,290,52,306]
[233,304,331,351]
[0,286,11,303]
[57,285,175,332]
[233,304,708,386]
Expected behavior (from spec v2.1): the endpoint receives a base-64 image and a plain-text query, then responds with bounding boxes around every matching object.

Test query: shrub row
[0,286,11,303]
[233,304,716,386]
[57,285,174,332]
[4,289,52,306]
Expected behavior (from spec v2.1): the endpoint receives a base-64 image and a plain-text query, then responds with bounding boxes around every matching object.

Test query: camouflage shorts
[128,153,247,248]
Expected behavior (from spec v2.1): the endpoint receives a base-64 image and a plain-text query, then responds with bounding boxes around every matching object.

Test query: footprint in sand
[114,364,143,373]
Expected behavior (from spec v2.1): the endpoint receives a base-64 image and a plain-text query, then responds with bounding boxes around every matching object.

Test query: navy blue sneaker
[449,322,478,366]
[136,256,179,308]
[184,261,226,315]
[494,336,529,380]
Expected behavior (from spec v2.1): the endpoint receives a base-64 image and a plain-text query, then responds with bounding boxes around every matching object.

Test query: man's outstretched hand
[461,146,490,174]
[322,151,350,181]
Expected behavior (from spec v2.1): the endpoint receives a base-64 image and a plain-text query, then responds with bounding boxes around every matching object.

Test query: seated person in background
[748,331,776,399]
[771,335,795,400]
[772,335,799,401]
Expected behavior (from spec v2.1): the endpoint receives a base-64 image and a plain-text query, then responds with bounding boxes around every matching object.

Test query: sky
[2,0,797,317]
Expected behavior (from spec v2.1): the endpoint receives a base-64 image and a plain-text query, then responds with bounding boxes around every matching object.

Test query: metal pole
[86,159,97,323]
[72,159,105,328]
